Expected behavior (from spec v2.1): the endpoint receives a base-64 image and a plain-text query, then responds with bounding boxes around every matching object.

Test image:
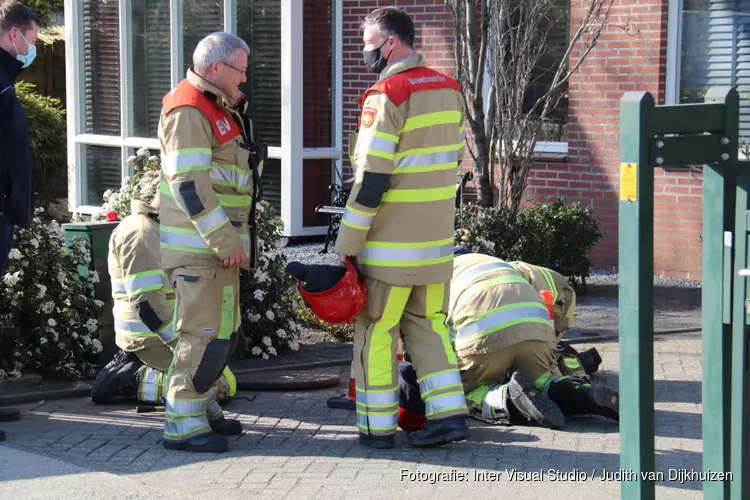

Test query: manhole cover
[236,369,340,391]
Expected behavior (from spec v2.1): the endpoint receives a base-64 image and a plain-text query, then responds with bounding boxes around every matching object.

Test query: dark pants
[0,214,13,275]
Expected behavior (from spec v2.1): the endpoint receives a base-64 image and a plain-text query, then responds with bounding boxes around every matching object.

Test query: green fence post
[701,87,738,500]
[619,91,655,500]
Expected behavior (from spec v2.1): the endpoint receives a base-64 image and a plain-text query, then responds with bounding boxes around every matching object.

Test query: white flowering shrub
[0,209,103,380]
[88,149,302,360]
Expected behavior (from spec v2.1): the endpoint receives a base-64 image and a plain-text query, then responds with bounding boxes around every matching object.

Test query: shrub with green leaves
[0,209,103,380]
[16,82,67,205]
[455,200,602,288]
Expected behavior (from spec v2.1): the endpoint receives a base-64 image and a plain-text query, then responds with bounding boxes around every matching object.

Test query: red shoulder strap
[162,80,241,145]
[360,67,462,108]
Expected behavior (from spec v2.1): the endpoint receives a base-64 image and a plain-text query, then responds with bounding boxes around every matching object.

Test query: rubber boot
[406,416,470,448]
[0,408,21,422]
[210,417,243,436]
[547,377,619,421]
[162,433,230,453]
[505,372,565,429]
[359,432,395,449]
[91,350,143,404]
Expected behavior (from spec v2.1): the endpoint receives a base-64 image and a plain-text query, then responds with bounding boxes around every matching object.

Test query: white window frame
[665,0,683,105]
[65,0,343,238]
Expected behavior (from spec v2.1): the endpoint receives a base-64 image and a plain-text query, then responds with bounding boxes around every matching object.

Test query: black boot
[91,350,144,404]
[547,377,619,421]
[578,348,603,375]
[210,417,243,436]
[0,429,5,441]
[162,433,230,453]
[505,372,565,429]
[0,408,20,422]
[359,433,395,449]
[406,416,469,448]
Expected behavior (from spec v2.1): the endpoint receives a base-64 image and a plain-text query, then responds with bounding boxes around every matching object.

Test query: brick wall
[342,0,699,279]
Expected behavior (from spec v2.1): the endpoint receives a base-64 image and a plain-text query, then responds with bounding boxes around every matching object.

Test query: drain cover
[236,369,340,391]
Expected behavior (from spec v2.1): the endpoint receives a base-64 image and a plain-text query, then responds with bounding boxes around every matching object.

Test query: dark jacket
[0,48,34,228]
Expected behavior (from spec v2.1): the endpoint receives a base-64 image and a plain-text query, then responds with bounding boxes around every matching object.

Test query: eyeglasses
[221,61,247,74]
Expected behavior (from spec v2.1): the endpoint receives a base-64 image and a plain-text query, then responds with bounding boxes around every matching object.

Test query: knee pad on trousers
[398,361,426,415]
[193,338,232,393]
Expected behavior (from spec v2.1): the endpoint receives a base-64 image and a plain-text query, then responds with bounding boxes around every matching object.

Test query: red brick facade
[341,1,699,279]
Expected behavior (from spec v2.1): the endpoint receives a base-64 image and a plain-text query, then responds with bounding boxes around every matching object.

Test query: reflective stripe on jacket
[335,54,466,286]
[108,200,177,352]
[509,261,576,339]
[158,69,257,271]
[448,253,556,354]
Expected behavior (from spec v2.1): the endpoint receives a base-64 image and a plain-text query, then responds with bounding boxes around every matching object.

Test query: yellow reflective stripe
[359,130,399,161]
[538,266,559,303]
[401,110,462,133]
[381,185,455,203]
[162,148,213,175]
[217,193,252,207]
[364,237,454,249]
[218,285,235,340]
[342,205,376,230]
[368,286,410,386]
[426,283,459,366]
[360,238,454,267]
[394,142,463,160]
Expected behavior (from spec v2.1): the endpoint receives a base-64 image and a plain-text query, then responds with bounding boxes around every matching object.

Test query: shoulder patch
[361,107,377,128]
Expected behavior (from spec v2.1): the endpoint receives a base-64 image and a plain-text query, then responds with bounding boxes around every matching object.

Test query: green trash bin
[61,220,120,365]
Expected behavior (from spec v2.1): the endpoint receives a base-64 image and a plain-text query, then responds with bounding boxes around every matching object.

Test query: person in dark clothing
[0,1,41,441]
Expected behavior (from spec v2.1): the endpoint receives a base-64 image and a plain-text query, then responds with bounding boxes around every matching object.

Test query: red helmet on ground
[292,258,367,324]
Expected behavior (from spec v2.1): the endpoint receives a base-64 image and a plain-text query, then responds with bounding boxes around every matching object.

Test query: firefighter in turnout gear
[397,250,619,432]
[158,32,264,453]
[335,8,470,449]
[92,191,237,408]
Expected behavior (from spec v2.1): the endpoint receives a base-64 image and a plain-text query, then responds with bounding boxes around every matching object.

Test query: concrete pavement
[0,334,710,499]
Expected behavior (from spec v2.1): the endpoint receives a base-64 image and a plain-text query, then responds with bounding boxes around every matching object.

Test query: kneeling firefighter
[397,249,619,432]
[93,191,238,406]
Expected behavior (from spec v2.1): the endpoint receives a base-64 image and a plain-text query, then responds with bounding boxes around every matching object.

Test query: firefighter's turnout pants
[163,265,240,443]
[354,278,468,437]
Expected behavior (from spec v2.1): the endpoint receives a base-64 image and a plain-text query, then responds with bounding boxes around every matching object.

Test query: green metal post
[702,88,739,500]
[619,91,655,500]
[732,162,750,500]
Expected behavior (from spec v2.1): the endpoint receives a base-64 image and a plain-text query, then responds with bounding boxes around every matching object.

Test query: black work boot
[359,432,395,449]
[406,416,470,448]
[91,350,143,404]
[578,348,603,375]
[210,417,243,436]
[162,433,229,453]
[0,408,21,422]
[0,429,5,441]
[505,372,565,429]
[547,377,619,421]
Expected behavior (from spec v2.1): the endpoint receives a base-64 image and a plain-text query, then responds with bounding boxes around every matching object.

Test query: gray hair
[193,31,249,73]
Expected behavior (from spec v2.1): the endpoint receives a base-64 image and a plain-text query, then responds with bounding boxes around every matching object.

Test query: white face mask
[13,32,37,69]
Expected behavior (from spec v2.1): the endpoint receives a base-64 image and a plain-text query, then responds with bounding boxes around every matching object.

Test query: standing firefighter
[336,8,470,449]
[158,32,265,453]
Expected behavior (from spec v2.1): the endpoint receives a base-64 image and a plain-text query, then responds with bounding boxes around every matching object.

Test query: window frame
[65,0,343,237]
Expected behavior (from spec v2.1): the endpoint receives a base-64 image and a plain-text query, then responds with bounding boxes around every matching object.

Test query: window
[303,0,333,148]
[82,0,120,136]
[84,146,122,205]
[183,0,224,75]
[674,0,750,140]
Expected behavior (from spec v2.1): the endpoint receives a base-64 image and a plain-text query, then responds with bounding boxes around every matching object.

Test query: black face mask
[363,39,391,74]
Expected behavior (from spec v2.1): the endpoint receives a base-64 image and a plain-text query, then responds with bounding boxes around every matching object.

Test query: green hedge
[16,82,67,205]
[455,200,602,290]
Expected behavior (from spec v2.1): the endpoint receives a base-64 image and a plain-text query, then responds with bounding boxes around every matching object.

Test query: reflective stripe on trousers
[163,387,218,440]
[418,369,467,418]
[138,367,166,405]
[360,237,454,268]
[114,318,177,344]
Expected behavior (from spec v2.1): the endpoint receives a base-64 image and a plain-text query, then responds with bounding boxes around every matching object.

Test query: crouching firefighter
[92,191,238,407]
[157,32,265,453]
[397,250,619,432]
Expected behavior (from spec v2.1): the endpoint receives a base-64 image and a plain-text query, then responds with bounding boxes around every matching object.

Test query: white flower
[276,328,288,339]
[42,301,55,314]
[262,336,273,347]
[137,147,149,157]
[47,318,57,327]
[254,270,269,283]
[92,339,103,353]
[288,340,300,351]
[30,238,39,249]
[251,346,262,356]
[254,289,264,301]
[39,337,48,346]
[57,271,66,283]
[36,284,47,298]
[267,346,277,356]
[265,310,274,321]
[3,271,22,287]
[262,353,269,360]
[148,155,159,163]
[126,155,138,164]
[256,203,264,212]
[94,300,104,308]
[247,312,260,322]
[7,248,21,260]
[89,271,100,284]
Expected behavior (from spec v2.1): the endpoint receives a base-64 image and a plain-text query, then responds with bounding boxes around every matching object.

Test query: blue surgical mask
[13,33,36,69]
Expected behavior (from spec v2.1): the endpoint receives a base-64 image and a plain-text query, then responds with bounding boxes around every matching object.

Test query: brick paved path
[0,335,708,499]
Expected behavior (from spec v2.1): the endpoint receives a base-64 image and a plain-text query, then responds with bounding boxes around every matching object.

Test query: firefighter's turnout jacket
[448,253,557,355]
[509,261,576,338]
[109,200,177,353]
[335,54,466,286]
[158,69,259,271]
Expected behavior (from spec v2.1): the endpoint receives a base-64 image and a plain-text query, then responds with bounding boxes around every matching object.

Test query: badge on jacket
[361,107,377,128]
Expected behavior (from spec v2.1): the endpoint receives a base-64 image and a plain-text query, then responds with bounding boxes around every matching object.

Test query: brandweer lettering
[408,76,447,85]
